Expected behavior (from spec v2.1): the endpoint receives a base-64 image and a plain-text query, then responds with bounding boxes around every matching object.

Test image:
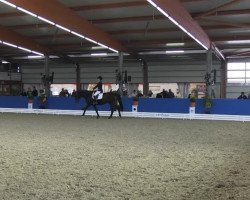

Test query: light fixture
[56,24,70,32]
[166,50,185,54]
[38,16,55,25]
[2,60,9,64]
[0,0,119,53]
[166,43,185,46]
[147,0,209,50]
[215,47,225,60]
[91,53,108,56]
[3,41,17,48]
[17,7,37,17]
[0,0,16,8]
[18,46,32,53]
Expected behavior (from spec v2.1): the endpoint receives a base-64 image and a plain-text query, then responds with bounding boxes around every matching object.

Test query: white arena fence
[1,108,250,122]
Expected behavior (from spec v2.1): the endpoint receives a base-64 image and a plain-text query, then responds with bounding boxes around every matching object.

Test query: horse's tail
[116,93,123,111]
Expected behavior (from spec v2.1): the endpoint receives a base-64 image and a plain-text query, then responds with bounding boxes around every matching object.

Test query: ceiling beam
[9,0,126,52]
[0,25,49,54]
[200,18,250,29]
[148,0,211,49]
[92,15,165,24]
[194,0,243,19]
[192,8,250,18]
[71,1,147,11]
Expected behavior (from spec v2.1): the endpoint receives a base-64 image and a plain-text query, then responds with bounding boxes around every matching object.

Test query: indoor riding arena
[0,113,249,200]
[0,0,250,200]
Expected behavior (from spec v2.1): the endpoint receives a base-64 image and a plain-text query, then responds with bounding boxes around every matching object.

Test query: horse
[75,90,123,119]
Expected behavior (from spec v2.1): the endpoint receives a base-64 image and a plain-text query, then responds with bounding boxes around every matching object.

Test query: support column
[76,63,81,91]
[206,48,213,96]
[142,60,149,96]
[44,55,50,96]
[220,60,227,98]
[118,52,124,96]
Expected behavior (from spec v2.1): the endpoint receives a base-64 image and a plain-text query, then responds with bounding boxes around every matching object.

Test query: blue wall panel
[0,96,250,115]
[138,98,190,113]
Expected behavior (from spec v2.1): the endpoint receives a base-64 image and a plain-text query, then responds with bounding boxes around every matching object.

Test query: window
[227,62,250,84]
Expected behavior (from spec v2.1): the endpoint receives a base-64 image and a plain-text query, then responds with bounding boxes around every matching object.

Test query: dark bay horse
[75,90,123,119]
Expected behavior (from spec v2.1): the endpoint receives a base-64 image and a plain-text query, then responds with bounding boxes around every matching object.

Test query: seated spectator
[237,92,247,99]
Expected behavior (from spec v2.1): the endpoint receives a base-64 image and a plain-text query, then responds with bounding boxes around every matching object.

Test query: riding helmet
[97,76,103,80]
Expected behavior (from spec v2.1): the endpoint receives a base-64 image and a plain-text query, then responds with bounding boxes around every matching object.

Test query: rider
[92,76,103,104]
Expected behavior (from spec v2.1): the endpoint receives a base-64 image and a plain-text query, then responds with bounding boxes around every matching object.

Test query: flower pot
[190,102,196,107]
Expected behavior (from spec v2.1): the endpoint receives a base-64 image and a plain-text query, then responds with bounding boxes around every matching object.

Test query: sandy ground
[0,113,249,200]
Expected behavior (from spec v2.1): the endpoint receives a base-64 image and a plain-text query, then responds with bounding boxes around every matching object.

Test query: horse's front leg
[93,105,100,118]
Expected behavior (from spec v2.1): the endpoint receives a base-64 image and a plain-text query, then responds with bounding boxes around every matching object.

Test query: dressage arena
[0,113,249,200]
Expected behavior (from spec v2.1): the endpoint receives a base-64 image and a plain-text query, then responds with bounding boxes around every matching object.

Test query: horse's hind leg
[118,107,121,118]
[109,105,114,119]
[82,105,90,116]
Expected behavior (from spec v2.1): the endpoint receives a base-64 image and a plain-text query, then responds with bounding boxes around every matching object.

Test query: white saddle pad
[97,93,103,100]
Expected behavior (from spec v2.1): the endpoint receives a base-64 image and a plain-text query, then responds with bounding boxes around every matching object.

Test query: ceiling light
[3,42,17,48]
[38,16,55,25]
[0,0,16,8]
[0,1,119,53]
[147,0,209,50]
[71,31,85,39]
[91,53,108,56]
[56,24,70,32]
[2,60,9,64]
[166,43,185,46]
[91,46,106,50]
[31,51,44,56]
[18,46,32,52]
[17,7,37,17]
[28,55,43,59]
[85,37,98,44]
[108,48,118,53]
[166,50,185,54]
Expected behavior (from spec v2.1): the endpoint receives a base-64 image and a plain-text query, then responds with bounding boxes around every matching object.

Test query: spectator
[169,89,175,98]
[237,92,247,99]
[32,86,38,97]
[20,89,27,96]
[137,90,143,98]
[148,90,153,98]
[65,89,69,97]
[248,92,250,99]
[71,89,77,97]
[38,89,47,109]
[27,88,33,100]
[162,89,168,98]
[59,88,66,97]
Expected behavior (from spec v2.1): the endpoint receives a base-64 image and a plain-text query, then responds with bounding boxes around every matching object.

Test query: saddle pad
[97,93,103,100]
